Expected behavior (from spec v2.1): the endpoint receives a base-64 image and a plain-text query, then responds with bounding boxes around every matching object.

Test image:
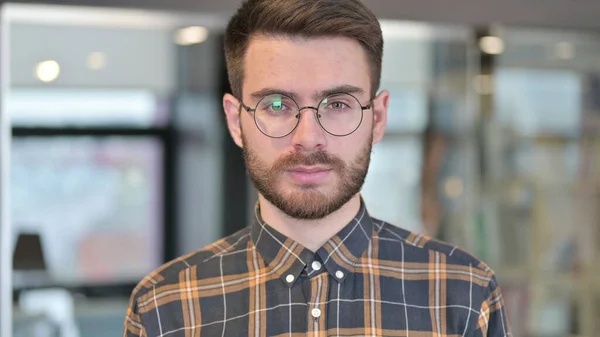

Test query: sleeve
[472,274,512,337]
[122,292,147,337]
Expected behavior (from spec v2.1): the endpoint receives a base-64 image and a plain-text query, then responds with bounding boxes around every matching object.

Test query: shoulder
[128,227,252,303]
[374,218,495,276]
[373,218,503,317]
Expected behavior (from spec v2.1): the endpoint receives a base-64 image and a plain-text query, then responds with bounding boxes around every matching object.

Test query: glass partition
[485,26,600,337]
[3,4,225,337]
[11,137,163,287]
[362,21,478,239]
[6,16,173,290]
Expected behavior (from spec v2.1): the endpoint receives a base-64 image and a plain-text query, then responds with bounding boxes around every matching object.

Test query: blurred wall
[9,23,175,93]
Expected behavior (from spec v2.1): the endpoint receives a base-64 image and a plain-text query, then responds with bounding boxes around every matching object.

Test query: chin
[284,180,332,193]
[262,181,355,220]
[282,186,322,198]
[277,180,318,194]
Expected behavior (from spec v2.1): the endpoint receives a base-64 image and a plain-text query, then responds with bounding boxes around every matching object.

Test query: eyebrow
[249,85,366,102]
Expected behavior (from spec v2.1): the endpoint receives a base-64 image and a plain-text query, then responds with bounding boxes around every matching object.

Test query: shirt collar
[251,199,374,287]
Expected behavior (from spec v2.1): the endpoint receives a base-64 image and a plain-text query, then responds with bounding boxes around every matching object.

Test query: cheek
[245,131,288,163]
[328,138,360,160]
[329,117,373,150]
[360,113,374,134]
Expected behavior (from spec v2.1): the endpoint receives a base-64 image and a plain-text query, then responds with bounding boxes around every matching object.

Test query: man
[123,0,511,336]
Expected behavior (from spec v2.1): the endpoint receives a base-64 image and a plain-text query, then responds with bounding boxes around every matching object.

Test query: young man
[123,0,511,336]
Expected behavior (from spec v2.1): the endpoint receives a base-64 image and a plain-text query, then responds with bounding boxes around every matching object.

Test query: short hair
[224,0,383,99]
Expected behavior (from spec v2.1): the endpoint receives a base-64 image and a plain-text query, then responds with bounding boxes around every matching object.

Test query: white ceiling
[3,4,225,92]
[3,0,600,31]
[2,4,469,92]
[2,1,599,93]
[8,23,177,91]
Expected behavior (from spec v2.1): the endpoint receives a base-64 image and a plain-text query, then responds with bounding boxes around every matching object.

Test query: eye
[323,98,351,111]
[269,100,284,111]
[328,101,348,109]
[257,94,296,116]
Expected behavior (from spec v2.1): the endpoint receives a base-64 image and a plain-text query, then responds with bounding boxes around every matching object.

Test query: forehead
[243,35,370,100]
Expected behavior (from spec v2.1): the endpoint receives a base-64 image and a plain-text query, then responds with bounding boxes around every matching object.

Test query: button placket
[307,273,329,332]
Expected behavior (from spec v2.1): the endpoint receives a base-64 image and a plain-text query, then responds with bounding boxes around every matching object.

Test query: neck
[257,194,362,252]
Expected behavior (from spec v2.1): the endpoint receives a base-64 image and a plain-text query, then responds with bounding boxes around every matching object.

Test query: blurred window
[11,137,164,286]
[9,88,166,127]
[495,68,582,138]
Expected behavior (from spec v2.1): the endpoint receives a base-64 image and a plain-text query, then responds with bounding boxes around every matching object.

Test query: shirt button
[311,308,321,318]
[311,261,322,271]
[335,270,344,279]
[286,274,295,283]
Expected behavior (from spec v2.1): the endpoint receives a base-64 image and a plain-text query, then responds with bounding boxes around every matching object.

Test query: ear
[223,93,244,148]
[371,89,389,145]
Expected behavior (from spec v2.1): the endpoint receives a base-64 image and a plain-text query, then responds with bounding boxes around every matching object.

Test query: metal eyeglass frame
[238,92,373,138]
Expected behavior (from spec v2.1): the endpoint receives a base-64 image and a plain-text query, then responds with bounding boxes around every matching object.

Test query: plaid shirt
[123,202,511,337]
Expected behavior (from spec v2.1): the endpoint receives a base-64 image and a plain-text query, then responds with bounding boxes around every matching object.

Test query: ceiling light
[479,36,505,55]
[87,52,107,70]
[174,26,209,46]
[35,60,60,83]
[444,176,465,199]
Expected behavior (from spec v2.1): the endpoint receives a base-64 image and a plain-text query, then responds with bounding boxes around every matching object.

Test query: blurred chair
[17,288,81,337]
[12,232,52,288]
[13,232,81,337]
[13,312,61,337]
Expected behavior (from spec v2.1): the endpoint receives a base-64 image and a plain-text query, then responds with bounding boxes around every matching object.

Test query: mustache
[271,150,344,172]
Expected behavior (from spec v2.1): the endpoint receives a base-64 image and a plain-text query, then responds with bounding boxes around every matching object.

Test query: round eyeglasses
[239,92,372,138]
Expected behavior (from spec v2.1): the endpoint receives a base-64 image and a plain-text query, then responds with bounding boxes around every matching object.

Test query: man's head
[223,0,389,220]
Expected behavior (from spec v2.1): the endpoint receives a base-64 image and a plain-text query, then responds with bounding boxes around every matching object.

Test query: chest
[147,272,475,337]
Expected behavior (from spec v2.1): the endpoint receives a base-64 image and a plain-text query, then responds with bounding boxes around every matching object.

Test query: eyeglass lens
[253,93,364,137]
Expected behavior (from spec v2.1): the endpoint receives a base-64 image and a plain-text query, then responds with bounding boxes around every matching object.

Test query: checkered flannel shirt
[123,201,511,337]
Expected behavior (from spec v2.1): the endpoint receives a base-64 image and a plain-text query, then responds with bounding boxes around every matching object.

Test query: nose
[290,107,327,151]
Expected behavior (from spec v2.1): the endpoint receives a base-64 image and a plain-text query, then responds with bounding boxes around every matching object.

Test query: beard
[242,132,372,220]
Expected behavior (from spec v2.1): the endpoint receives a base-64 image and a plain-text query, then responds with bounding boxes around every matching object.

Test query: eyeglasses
[239,92,372,138]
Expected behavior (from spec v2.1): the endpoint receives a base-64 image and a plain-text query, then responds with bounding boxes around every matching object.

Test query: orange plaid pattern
[123,201,511,337]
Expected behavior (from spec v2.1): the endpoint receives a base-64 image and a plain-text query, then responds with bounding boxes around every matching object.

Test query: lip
[288,166,330,173]
[286,166,332,184]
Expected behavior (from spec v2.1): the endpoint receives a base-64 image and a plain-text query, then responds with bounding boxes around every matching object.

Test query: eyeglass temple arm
[236,98,255,113]
[361,96,378,110]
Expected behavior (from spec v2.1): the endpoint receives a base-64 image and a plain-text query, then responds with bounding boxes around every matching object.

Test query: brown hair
[224,0,383,99]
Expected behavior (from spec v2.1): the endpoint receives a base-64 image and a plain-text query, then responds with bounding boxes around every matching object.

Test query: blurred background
[0,1,599,336]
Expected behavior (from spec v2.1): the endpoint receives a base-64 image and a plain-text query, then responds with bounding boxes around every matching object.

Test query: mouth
[286,166,332,184]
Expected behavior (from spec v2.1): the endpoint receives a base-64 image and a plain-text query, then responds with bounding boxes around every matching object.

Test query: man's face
[224,35,388,220]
